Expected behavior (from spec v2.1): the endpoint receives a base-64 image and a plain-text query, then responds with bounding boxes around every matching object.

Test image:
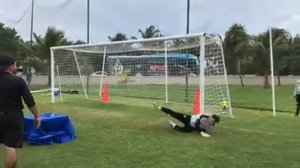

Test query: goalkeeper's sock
[168,120,176,128]
[153,102,162,110]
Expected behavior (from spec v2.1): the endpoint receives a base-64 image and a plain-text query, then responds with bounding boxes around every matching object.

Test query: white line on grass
[220,125,300,142]
[220,125,277,136]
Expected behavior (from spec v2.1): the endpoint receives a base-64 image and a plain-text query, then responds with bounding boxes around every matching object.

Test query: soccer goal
[50,33,232,116]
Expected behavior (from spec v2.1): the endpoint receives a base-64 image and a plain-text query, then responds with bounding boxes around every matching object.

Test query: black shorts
[0,112,24,148]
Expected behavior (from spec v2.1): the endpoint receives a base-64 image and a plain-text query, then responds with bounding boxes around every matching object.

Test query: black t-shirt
[0,71,35,112]
[296,95,300,103]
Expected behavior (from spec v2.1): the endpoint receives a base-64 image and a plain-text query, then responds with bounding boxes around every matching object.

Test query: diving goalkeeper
[153,102,220,137]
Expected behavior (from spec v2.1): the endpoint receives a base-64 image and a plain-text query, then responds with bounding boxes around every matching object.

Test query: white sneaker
[153,102,161,110]
[168,120,176,128]
[153,102,157,108]
[200,131,211,137]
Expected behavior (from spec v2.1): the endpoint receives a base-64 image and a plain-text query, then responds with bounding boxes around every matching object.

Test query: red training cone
[101,83,110,103]
[193,87,201,115]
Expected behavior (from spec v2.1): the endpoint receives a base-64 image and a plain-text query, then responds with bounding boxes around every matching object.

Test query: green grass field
[2,85,300,168]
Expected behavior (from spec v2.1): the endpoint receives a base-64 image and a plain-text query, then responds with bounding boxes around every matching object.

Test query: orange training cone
[193,87,201,115]
[101,83,110,103]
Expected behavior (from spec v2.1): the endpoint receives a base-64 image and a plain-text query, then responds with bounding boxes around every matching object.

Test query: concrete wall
[31,75,300,86]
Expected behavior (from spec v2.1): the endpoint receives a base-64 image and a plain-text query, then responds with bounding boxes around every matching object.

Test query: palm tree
[73,40,86,45]
[291,34,300,55]
[138,25,163,39]
[224,23,249,87]
[254,28,292,87]
[273,32,292,85]
[17,41,42,86]
[283,35,300,75]
[233,39,252,87]
[33,26,68,86]
[108,32,128,41]
[250,38,270,88]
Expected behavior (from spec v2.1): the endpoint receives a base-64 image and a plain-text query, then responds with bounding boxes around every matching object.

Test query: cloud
[1,0,300,43]
[280,15,300,35]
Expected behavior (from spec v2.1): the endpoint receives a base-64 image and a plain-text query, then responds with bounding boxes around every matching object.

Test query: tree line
[224,24,300,88]
[1,22,300,88]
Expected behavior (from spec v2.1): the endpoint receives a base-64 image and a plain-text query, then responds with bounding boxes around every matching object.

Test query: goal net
[50,33,232,116]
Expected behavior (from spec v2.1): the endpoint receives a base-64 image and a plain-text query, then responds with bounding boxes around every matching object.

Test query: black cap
[0,55,15,70]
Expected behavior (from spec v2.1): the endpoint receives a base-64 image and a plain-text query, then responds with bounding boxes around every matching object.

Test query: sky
[0,0,300,43]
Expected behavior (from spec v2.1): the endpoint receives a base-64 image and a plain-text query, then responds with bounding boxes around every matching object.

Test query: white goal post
[50,33,233,116]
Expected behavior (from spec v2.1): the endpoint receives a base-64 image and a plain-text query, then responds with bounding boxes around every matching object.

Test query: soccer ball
[220,100,229,111]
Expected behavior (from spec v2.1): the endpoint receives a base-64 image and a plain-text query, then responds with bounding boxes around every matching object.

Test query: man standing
[0,55,41,168]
